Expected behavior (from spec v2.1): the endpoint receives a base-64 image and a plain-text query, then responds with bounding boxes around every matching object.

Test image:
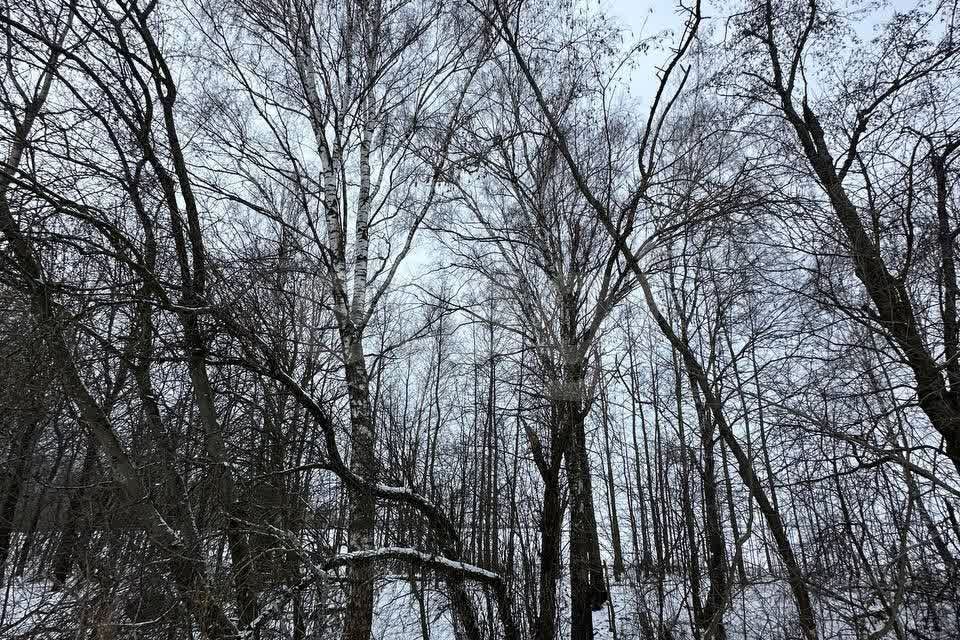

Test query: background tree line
[1,0,959,639]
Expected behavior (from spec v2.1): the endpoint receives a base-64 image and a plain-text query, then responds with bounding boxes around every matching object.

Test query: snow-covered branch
[324,547,502,585]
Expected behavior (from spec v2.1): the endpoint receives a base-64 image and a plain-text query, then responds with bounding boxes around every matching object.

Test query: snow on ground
[2,568,956,638]
[0,576,66,636]
[373,575,454,640]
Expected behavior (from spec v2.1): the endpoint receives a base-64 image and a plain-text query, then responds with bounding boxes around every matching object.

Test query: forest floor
[1,568,957,639]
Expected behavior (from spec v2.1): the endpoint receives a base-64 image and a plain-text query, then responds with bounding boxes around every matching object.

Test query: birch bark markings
[294,14,379,635]
[277,3,488,637]
[7,1,959,638]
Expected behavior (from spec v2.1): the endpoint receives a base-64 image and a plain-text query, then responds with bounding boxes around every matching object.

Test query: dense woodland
[2,0,960,638]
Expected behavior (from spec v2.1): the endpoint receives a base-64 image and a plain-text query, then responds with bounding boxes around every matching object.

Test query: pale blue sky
[602,0,929,103]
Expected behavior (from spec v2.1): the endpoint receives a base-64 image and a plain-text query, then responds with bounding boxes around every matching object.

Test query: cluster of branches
[1,0,960,639]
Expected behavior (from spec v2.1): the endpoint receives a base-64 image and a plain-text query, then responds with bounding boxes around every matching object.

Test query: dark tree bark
[0,386,46,584]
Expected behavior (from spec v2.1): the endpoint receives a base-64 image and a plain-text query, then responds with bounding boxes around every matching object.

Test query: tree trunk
[52,435,97,586]
[341,336,378,640]
[537,477,563,640]
[684,357,729,640]
[599,382,625,580]
[0,412,42,584]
